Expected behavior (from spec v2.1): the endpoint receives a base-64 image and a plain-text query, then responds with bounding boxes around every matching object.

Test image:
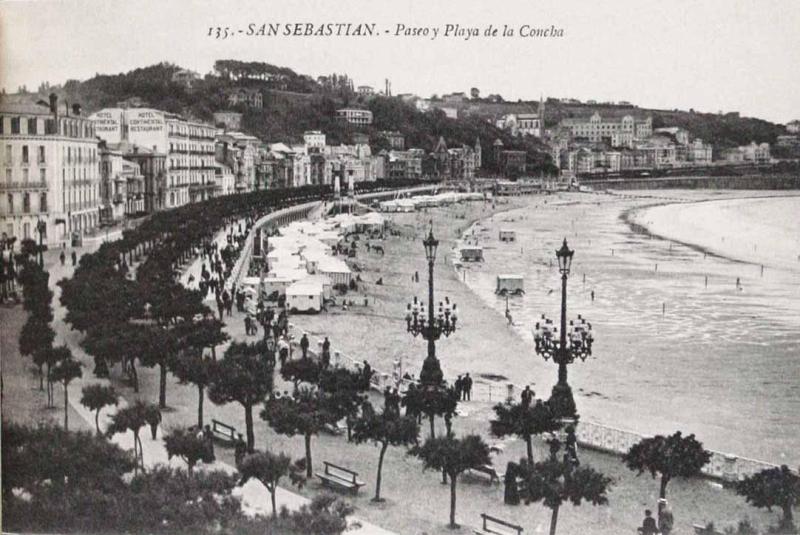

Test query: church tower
[474,137,482,169]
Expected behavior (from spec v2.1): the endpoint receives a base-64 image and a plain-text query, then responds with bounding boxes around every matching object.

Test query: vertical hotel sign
[90,108,124,143]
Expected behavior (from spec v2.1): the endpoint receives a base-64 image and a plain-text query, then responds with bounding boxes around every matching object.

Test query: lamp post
[406,225,457,386]
[532,239,594,419]
[35,219,46,268]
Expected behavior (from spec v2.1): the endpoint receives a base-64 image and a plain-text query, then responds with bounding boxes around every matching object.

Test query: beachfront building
[357,85,375,96]
[723,142,771,164]
[303,130,326,149]
[560,113,652,148]
[90,107,217,208]
[98,142,145,223]
[1,94,101,245]
[336,108,373,126]
[216,131,261,192]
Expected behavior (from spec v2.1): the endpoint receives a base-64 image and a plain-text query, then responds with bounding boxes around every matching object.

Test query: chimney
[72,103,82,116]
[48,93,57,114]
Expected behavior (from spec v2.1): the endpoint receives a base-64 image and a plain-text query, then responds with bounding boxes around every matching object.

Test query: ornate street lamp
[532,239,595,419]
[406,225,457,386]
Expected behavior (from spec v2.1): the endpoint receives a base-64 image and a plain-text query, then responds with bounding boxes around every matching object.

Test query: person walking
[234,433,247,466]
[59,250,66,266]
[71,250,77,266]
[463,373,473,401]
[321,337,331,367]
[521,385,533,406]
[637,510,658,535]
[300,333,310,359]
[454,375,463,400]
[658,499,674,535]
[202,424,216,462]
[145,407,161,440]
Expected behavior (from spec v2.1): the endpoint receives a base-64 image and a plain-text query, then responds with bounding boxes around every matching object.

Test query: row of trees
[1,421,350,534]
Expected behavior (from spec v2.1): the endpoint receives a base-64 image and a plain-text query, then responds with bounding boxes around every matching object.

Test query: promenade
[0,195,782,535]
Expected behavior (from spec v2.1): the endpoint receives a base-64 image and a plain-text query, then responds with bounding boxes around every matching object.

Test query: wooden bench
[474,513,523,535]
[211,419,237,445]
[315,461,365,494]
[469,464,501,484]
[693,524,722,535]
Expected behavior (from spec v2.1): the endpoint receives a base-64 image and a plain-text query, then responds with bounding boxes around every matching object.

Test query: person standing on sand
[463,373,473,401]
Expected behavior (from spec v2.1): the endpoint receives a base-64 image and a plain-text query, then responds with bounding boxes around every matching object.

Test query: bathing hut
[286,280,324,313]
[496,274,525,295]
[459,245,484,262]
[499,229,516,242]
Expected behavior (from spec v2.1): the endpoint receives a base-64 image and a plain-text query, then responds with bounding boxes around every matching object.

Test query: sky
[1,0,799,123]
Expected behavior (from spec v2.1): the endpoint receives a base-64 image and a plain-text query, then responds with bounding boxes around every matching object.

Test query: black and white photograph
[0,1,799,534]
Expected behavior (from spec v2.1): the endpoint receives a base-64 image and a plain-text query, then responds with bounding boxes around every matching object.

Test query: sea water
[460,190,800,465]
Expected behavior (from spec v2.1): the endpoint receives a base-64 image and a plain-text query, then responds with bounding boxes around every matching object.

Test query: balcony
[0,181,48,191]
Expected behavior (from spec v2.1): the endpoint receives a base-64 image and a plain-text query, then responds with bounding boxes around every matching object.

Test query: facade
[98,143,145,222]
[226,88,263,108]
[654,127,690,146]
[381,131,405,150]
[336,108,373,125]
[216,131,261,192]
[90,108,216,209]
[561,113,652,148]
[213,111,243,131]
[500,150,527,176]
[357,85,374,96]
[786,120,800,134]
[303,130,326,149]
[1,95,101,245]
[171,69,200,90]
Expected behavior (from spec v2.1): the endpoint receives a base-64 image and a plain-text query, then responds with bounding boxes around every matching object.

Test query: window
[40,169,46,183]
[45,119,56,135]
[7,194,13,213]
[23,193,30,213]
[5,145,12,164]
[11,117,20,134]
[28,118,37,135]
[22,169,29,183]
[0,116,4,134]
[38,146,45,163]
[22,146,29,164]
[5,169,11,183]
[40,193,47,213]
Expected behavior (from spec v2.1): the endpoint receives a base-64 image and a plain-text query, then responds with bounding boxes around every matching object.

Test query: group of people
[454,373,473,401]
[638,500,674,535]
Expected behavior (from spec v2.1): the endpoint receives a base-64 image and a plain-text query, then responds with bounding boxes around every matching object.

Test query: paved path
[46,226,395,535]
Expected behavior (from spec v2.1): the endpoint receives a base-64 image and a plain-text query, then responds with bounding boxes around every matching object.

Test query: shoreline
[623,194,800,272]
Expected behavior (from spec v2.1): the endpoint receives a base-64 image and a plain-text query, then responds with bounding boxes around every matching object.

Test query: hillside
[32,62,556,175]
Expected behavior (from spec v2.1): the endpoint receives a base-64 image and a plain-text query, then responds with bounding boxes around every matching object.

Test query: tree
[623,431,711,513]
[106,400,151,473]
[735,465,799,533]
[208,341,274,452]
[318,366,369,440]
[163,428,215,473]
[261,386,338,478]
[518,444,613,535]
[238,450,293,516]
[490,398,561,464]
[280,357,321,390]
[403,383,459,438]
[80,384,118,434]
[352,403,419,502]
[48,352,82,430]
[409,434,491,528]
[32,343,63,406]
[137,325,179,409]
[20,319,54,390]
[170,350,214,428]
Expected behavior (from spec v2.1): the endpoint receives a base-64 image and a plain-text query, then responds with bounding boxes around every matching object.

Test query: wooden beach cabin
[286,280,324,313]
[496,274,524,295]
[459,245,484,262]
[499,229,516,242]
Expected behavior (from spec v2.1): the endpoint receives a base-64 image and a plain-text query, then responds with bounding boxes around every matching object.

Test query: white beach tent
[317,256,352,286]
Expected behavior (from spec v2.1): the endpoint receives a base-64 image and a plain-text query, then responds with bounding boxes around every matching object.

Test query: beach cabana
[459,245,484,262]
[496,274,524,295]
[286,280,324,313]
[499,229,516,242]
[317,256,352,286]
